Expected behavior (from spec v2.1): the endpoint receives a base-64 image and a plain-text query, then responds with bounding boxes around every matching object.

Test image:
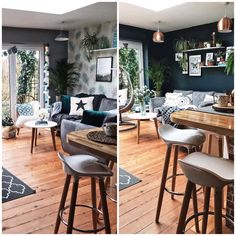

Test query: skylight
[2,0,97,14]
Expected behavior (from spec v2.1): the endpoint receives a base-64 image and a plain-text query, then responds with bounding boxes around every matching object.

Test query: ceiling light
[153,21,164,43]
[55,22,68,41]
[218,2,233,33]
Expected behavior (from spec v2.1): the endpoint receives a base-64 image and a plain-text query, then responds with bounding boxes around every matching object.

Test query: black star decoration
[76,100,87,111]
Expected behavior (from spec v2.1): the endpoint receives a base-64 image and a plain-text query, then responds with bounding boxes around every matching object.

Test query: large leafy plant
[225,50,234,75]
[49,59,80,95]
[146,59,171,95]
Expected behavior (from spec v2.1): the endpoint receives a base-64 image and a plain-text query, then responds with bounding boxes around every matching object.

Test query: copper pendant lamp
[217,2,233,33]
[153,21,164,43]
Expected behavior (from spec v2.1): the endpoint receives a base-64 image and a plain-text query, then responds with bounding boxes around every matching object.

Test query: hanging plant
[81,32,98,61]
[174,37,190,52]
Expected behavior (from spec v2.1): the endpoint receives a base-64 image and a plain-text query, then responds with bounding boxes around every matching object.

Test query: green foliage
[2,116,14,127]
[134,85,156,103]
[119,47,139,89]
[146,59,171,92]
[225,51,234,75]
[81,31,98,61]
[49,59,80,95]
[17,51,37,97]
[174,38,190,52]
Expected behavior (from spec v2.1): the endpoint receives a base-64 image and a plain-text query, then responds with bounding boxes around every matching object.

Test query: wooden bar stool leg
[91,177,97,233]
[67,179,79,234]
[202,187,211,234]
[208,134,213,154]
[214,187,223,234]
[218,135,223,157]
[99,178,111,234]
[171,145,178,200]
[155,144,172,223]
[54,175,71,234]
[192,184,200,233]
[176,181,194,234]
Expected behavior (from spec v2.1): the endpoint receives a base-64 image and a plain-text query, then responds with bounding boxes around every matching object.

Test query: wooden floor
[119,120,232,234]
[2,128,117,234]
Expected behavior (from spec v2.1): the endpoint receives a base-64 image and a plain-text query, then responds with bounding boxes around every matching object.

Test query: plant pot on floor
[2,126,16,139]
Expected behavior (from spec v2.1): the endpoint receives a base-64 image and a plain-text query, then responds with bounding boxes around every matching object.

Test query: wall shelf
[182,46,225,53]
[92,47,117,52]
[201,65,226,68]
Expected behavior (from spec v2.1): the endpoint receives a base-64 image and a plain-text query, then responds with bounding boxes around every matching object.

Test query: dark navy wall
[2,27,68,102]
[120,22,234,93]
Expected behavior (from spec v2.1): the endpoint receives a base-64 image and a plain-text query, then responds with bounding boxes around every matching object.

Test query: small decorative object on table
[36,108,49,125]
[134,86,156,116]
[2,117,16,139]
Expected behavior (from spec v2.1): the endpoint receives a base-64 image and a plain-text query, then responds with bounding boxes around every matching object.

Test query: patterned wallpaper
[68,21,117,99]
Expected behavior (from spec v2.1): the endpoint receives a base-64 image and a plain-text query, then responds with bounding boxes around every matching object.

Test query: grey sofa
[60,99,117,158]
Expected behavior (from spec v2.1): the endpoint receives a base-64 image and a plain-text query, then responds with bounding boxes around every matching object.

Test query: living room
[2,2,117,234]
[119,1,234,234]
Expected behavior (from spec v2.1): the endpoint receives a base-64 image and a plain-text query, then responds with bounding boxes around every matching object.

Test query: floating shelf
[92,47,117,52]
[201,65,226,68]
[182,46,225,52]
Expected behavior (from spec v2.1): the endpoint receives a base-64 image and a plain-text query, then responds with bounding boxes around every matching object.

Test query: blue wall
[120,22,234,93]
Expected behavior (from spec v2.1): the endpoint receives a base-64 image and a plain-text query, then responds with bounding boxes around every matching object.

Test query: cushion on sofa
[192,91,214,107]
[61,95,71,114]
[17,103,33,116]
[69,96,94,116]
[99,98,117,111]
[81,110,107,127]
[173,90,193,96]
[76,93,106,111]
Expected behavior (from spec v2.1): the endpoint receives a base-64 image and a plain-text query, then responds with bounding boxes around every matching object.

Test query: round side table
[128,112,159,144]
[25,120,57,153]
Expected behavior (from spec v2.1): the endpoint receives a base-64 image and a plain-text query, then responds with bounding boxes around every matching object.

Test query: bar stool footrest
[183,210,234,233]
[60,204,105,233]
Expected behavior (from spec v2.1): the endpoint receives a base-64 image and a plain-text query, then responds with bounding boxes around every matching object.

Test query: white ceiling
[119,2,234,32]
[2,2,117,30]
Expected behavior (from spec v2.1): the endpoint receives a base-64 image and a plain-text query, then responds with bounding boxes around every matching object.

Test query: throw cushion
[199,94,214,107]
[176,96,191,107]
[192,91,214,107]
[81,110,107,127]
[99,98,117,111]
[17,104,33,116]
[119,88,128,106]
[61,95,71,114]
[69,96,94,116]
[164,92,183,106]
[103,109,117,124]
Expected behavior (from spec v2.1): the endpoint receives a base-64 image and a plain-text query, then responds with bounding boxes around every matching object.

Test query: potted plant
[174,38,190,52]
[49,59,80,100]
[2,117,16,139]
[225,51,234,75]
[81,31,98,61]
[146,59,171,96]
[216,39,223,47]
[207,59,215,66]
[214,51,225,63]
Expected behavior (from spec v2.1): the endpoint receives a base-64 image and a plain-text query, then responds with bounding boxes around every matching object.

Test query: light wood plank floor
[2,128,117,234]
[119,120,232,234]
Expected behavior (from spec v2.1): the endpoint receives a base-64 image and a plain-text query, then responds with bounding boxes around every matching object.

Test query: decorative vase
[140,101,146,116]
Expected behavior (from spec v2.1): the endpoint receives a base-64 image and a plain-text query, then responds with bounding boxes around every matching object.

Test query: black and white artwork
[189,55,201,76]
[96,57,113,82]
[175,53,183,61]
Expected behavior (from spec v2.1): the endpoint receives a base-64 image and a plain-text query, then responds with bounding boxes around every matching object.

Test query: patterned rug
[119,168,141,191]
[2,167,36,203]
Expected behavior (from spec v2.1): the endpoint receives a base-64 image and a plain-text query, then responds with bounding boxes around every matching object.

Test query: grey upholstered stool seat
[155,124,206,232]
[55,152,113,234]
[177,152,234,234]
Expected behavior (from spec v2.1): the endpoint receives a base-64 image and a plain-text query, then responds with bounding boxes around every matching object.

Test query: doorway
[2,44,44,120]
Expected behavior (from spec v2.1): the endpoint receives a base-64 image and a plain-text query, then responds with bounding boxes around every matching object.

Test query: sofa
[51,93,117,133]
[150,89,226,124]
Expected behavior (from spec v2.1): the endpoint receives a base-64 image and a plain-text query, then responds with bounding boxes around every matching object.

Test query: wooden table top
[171,110,234,137]
[67,128,117,163]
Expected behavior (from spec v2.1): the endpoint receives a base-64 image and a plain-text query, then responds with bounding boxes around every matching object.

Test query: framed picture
[189,55,201,76]
[96,57,113,82]
[175,53,183,61]
[225,46,234,61]
[205,52,213,65]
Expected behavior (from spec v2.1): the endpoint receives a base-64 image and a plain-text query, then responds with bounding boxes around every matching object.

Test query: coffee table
[128,112,159,144]
[25,120,57,153]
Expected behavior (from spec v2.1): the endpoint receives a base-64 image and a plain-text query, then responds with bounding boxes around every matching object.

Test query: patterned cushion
[176,96,191,107]
[17,104,33,116]
[69,97,94,116]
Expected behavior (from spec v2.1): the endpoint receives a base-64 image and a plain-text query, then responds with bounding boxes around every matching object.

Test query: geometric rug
[119,168,142,191]
[2,167,36,203]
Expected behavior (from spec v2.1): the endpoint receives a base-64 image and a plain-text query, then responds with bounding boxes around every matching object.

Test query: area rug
[2,167,36,203]
[119,168,141,191]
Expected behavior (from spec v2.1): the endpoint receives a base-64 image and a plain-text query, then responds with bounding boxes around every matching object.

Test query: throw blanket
[157,105,197,126]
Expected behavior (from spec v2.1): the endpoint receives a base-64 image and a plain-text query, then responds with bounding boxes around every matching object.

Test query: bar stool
[155,124,206,226]
[54,152,113,234]
[177,152,234,234]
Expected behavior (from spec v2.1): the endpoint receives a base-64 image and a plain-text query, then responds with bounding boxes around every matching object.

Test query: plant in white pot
[2,117,17,139]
